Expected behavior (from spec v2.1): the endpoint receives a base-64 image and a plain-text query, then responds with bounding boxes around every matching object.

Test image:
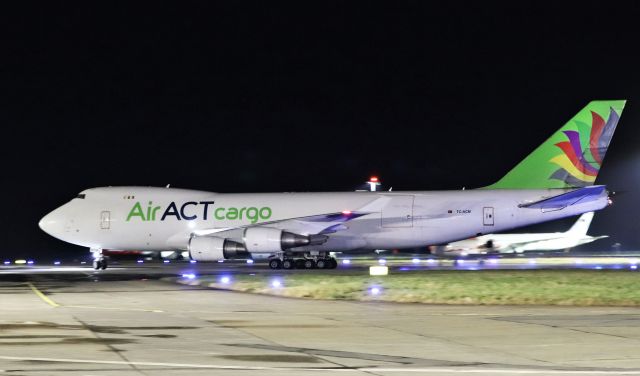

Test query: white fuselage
[39,186,610,257]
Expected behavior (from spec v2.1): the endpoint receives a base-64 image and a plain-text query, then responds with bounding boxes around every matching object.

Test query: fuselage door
[381,195,414,228]
[483,207,494,226]
[100,211,111,230]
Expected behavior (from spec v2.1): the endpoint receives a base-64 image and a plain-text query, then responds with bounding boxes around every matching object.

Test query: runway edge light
[370,266,388,276]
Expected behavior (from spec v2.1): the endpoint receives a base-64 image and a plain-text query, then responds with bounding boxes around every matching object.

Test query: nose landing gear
[91,248,108,270]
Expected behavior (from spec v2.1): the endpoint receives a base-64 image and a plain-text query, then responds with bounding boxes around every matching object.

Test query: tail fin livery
[566,212,594,236]
[487,100,626,189]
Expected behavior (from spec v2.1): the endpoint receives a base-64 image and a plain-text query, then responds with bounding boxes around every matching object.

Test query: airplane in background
[432,211,607,257]
[39,100,625,270]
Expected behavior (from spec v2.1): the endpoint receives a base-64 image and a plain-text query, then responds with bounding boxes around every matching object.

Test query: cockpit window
[76,194,86,199]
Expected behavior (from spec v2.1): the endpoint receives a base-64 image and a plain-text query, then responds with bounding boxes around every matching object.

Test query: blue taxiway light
[270,279,282,288]
[246,259,254,264]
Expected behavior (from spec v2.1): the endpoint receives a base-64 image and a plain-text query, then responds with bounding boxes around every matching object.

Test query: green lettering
[226,207,238,220]
[259,207,272,220]
[246,207,259,223]
[238,207,246,219]
[151,206,161,221]
[127,202,146,221]
[215,207,225,220]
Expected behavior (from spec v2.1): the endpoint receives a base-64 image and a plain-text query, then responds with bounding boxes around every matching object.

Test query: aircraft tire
[282,259,294,270]
[303,259,316,269]
[316,259,327,269]
[93,260,101,270]
[101,259,108,270]
[329,258,338,269]
[268,259,282,270]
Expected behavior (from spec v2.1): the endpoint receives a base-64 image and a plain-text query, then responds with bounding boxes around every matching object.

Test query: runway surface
[1,264,640,375]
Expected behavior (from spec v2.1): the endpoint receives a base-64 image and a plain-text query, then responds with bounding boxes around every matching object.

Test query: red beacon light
[367,176,382,192]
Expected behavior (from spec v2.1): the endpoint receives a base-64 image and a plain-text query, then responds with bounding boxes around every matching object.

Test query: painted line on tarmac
[26,282,59,307]
[1,356,640,374]
[65,305,164,313]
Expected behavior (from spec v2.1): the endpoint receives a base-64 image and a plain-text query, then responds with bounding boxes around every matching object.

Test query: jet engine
[188,236,249,261]
[243,227,327,252]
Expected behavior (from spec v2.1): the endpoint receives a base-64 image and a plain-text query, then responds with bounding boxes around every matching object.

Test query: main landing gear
[91,248,108,270]
[268,255,338,270]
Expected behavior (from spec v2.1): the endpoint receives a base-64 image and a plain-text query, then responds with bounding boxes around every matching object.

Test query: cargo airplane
[39,100,625,270]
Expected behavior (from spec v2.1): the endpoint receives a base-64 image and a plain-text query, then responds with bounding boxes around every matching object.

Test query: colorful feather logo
[549,107,620,187]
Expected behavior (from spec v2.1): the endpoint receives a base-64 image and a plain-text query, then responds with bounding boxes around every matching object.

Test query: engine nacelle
[188,236,248,261]
[242,227,326,253]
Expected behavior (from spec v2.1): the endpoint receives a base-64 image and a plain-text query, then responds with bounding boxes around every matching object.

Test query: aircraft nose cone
[39,210,62,237]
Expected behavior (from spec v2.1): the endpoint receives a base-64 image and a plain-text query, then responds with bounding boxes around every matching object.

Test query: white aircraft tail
[566,212,594,236]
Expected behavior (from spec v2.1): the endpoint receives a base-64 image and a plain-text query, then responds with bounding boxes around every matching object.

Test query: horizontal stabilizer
[518,185,607,211]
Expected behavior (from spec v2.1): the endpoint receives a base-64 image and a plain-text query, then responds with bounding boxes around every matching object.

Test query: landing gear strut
[91,248,108,270]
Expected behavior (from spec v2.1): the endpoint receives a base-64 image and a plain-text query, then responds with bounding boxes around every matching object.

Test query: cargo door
[100,211,111,230]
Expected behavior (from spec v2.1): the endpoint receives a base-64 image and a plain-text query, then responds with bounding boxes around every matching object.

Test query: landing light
[14,259,26,265]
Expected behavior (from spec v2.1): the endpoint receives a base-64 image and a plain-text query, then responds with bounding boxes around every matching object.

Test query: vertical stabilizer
[486,100,626,189]
[566,212,594,236]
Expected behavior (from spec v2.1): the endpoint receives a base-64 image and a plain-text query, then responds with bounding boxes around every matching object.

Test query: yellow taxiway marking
[27,282,59,307]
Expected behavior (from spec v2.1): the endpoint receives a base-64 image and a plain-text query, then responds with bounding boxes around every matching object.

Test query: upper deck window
[76,194,86,199]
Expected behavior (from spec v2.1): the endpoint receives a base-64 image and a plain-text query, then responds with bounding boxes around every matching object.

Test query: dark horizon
[3,2,640,259]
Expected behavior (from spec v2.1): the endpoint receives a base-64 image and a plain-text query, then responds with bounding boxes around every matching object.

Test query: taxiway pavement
[1,265,640,375]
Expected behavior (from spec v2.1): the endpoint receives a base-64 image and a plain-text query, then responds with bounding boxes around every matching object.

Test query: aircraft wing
[191,196,391,240]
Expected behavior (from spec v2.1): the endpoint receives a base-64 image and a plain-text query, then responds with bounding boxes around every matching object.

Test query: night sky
[2,2,640,259]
